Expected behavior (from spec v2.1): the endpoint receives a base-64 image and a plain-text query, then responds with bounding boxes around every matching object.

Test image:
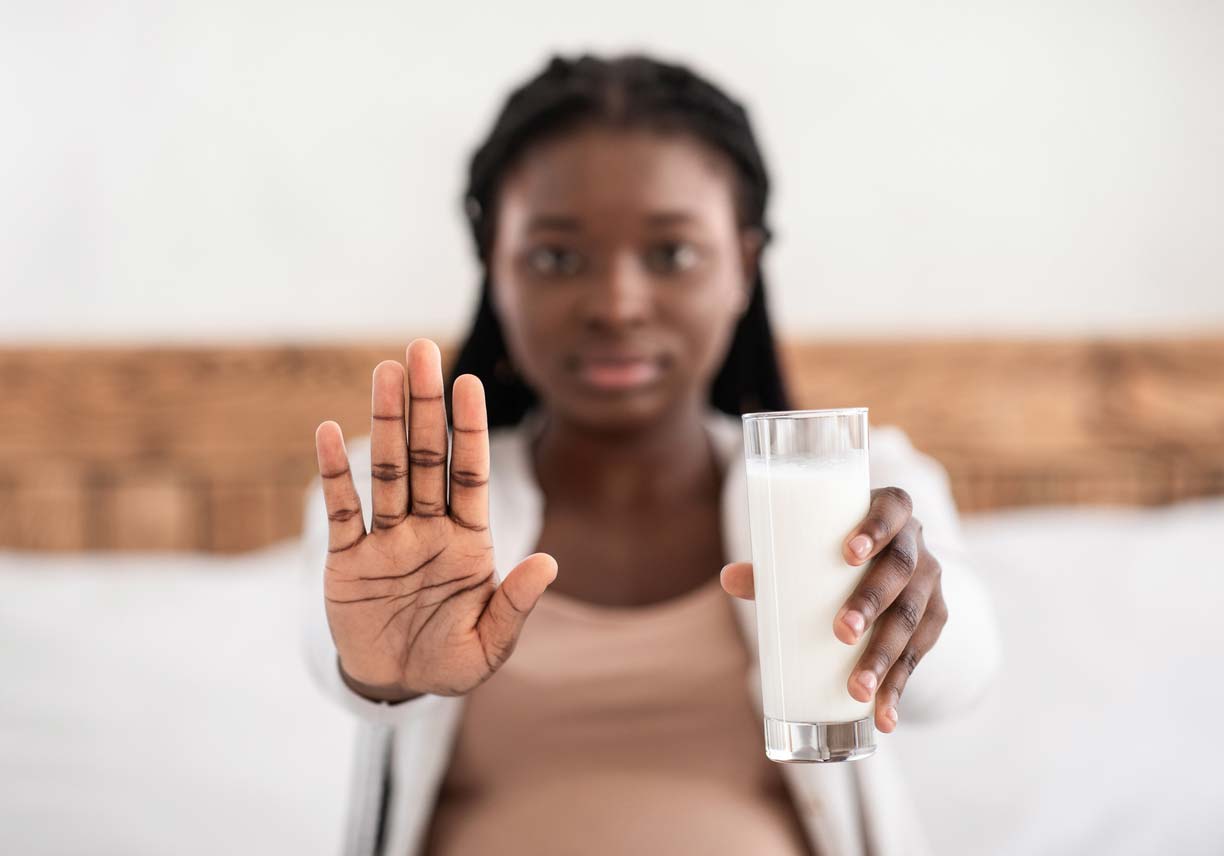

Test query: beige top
[423,572,815,856]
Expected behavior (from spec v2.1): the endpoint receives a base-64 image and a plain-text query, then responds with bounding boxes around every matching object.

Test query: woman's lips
[576,358,663,391]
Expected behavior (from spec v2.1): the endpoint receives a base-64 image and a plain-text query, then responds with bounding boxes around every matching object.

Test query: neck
[530,397,721,510]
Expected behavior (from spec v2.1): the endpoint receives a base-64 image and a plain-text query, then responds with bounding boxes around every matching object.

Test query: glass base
[764,715,877,763]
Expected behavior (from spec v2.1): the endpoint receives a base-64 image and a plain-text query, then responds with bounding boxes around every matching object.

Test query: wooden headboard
[2,337,1221,553]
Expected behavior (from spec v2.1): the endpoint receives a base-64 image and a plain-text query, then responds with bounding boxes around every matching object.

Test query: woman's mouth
[575,356,664,391]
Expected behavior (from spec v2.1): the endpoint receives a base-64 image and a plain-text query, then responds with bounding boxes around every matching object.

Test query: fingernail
[841,609,865,640]
[849,534,873,559]
[884,706,898,728]
[857,671,877,696]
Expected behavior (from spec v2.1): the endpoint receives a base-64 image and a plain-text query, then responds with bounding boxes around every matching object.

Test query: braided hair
[446,53,793,427]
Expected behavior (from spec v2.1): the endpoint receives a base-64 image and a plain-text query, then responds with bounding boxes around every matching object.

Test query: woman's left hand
[720,486,948,734]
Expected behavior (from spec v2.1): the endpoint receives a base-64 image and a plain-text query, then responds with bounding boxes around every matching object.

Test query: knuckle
[449,511,489,533]
[887,539,919,578]
[856,586,884,617]
[928,594,949,625]
[897,646,922,676]
[892,598,923,635]
[927,556,943,581]
[327,506,361,523]
[373,511,408,529]
[371,460,408,482]
[482,636,516,672]
[880,485,913,512]
[860,514,890,541]
[450,469,489,489]
[409,449,447,468]
[869,643,896,674]
[328,531,366,554]
[934,604,949,628]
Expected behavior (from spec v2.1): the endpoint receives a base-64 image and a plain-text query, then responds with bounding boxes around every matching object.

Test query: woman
[302,54,1001,856]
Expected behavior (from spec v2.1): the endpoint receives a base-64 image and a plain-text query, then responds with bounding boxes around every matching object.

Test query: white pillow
[0,541,355,856]
[892,497,1224,856]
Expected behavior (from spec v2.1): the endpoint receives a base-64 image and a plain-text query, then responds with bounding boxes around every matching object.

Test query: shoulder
[866,424,952,492]
[870,423,914,453]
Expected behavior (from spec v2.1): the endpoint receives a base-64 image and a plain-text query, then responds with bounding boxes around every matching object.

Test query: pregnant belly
[427,771,811,856]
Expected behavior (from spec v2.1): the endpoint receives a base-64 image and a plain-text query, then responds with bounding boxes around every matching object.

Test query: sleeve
[298,435,455,727]
[867,425,1003,723]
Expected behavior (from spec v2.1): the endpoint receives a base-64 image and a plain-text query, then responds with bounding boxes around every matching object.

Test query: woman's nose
[581,256,651,330]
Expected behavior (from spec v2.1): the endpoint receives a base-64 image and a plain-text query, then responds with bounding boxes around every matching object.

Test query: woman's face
[489,124,758,433]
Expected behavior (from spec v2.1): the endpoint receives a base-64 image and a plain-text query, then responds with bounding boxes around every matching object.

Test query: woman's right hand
[313,338,558,702]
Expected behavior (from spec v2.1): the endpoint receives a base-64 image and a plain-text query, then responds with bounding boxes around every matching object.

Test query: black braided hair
[446,53,793,427]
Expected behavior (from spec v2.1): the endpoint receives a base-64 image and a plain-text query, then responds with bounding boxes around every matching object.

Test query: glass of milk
[742,408,876,763]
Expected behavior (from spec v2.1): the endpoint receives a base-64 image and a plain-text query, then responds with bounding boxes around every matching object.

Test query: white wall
[2,1,1221,343]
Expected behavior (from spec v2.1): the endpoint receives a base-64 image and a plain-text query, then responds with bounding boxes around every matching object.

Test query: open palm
[313,339,557,701]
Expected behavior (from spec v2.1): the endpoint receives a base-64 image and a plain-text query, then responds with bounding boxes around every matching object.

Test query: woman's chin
[552,388,678,434]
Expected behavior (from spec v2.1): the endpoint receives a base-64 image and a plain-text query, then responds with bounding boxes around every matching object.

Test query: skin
[313,124,947,735]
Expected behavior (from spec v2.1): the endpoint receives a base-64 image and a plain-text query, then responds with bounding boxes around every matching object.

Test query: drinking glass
[742,408,876,762]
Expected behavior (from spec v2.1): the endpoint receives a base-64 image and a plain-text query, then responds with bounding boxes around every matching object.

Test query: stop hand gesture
[313,339,558,702]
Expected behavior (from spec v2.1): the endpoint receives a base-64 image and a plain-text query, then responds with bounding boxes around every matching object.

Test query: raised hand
[313,339,557,702]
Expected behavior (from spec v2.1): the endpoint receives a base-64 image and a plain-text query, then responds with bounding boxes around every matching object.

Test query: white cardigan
[299,406,1002,856]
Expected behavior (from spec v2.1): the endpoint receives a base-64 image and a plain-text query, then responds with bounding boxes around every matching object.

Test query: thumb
[475,552,558,672]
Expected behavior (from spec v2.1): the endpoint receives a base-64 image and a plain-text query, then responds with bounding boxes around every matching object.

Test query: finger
[846,555,937,704]
[406,339,448,517]
[720,562,755,600]
[475,553,558,671]
[834,518,920,645]
[844,486,913,566]
[314,421,367,554]
[370,360,409,530]
[874,591,947,733]
[447,374,490,532]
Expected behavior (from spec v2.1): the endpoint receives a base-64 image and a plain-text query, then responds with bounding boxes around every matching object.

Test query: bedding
[0,544,354,855]
[2,498,1222,855]
[891,497,1224,856]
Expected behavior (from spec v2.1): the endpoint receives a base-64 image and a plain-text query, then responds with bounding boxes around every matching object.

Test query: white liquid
[746,451,874,723]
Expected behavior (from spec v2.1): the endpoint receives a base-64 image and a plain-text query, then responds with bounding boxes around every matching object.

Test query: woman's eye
[645,242,701,274]
[527,247,583,277]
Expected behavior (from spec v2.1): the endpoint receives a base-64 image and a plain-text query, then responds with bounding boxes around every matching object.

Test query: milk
[746,450,874,724]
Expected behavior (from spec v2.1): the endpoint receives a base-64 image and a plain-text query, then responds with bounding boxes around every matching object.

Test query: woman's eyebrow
[527,214,581,233]
[645,211,697,227]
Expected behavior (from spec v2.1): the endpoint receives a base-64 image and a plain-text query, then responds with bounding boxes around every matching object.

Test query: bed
[1,338,1221,854]
[4,499,1222,854]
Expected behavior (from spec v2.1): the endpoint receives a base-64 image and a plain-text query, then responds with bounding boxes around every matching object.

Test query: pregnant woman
[302,54,1000,856]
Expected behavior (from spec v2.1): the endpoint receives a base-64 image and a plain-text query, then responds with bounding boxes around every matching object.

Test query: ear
[736,227,766,314]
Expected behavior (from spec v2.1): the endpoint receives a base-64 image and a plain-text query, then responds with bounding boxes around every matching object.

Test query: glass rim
[741,407,868,423]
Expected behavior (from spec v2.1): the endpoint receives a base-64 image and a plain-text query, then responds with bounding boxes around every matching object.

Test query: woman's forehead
[497,125,739,226]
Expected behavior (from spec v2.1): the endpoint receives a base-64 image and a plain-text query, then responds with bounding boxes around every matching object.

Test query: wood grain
[1,338,1221,553]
